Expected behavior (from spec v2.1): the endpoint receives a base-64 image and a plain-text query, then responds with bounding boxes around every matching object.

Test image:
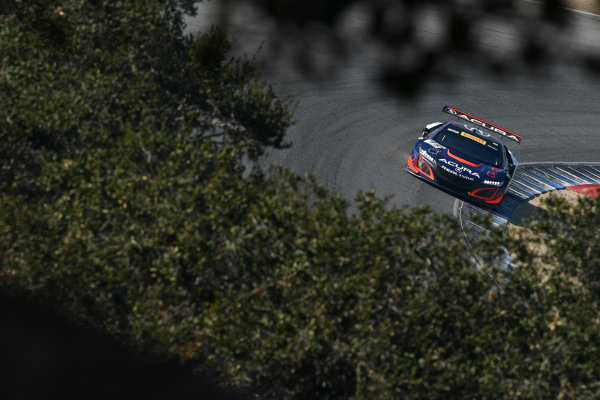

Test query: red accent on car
[407,154,419,174]
[487,170,496,179]
[485,195,504,204]
[447,150,481,167]
[408,154,435,181]
[416,155,435,180]
[469,187,499,200]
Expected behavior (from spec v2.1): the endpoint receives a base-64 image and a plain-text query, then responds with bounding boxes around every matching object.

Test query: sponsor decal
[487,170,496,179]
[461,131,486,145]
[439,158,481,178]
[424,139,445,149]
[428,147,442,156]
[419,148,437,165]
[491,167,502,172]
[442,105,522,144]
[440,165,475,181]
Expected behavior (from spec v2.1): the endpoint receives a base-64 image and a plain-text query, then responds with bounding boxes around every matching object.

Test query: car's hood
[419,139,506,184]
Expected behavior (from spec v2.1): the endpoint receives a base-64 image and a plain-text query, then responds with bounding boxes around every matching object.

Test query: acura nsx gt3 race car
[407,105,521,205]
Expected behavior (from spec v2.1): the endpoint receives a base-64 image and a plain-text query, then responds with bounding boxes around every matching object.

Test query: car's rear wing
[442,105,523,144]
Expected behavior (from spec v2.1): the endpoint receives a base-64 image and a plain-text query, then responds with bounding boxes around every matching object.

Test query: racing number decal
[460,131,486,145]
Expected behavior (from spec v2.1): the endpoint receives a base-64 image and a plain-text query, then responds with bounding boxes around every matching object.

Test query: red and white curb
[455,163,600,272]
[568,184,600,197]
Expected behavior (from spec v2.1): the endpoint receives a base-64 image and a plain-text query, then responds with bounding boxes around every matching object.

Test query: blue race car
[407,105,521,205]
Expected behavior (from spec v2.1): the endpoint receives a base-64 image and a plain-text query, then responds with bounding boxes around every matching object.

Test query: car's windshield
[433,125,504,167]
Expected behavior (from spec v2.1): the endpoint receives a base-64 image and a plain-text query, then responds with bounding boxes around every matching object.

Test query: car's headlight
[418,156,429,171]
[484,180,502,186]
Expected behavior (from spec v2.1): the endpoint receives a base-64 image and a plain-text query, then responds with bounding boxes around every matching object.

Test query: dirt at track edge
[565,0,600,15]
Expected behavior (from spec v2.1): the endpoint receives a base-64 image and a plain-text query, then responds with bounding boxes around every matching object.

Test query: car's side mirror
[505,147,516,166]
[422,122,443,137]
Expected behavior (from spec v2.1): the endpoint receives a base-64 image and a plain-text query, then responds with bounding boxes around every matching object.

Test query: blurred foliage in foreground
[212,0,600,96]
[1,1,600,399]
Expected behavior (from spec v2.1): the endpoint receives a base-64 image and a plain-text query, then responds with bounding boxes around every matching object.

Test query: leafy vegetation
[2,1,600,399]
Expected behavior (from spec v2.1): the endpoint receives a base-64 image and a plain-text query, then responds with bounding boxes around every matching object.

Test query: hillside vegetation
[2,1,600,398]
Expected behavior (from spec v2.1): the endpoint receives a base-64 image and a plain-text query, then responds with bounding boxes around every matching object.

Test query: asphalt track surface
[187,3,600,214]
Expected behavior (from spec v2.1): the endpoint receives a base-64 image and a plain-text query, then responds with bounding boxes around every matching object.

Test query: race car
[406,105,521,205]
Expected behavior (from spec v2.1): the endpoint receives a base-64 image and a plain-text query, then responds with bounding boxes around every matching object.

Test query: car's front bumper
[407,153,506,205]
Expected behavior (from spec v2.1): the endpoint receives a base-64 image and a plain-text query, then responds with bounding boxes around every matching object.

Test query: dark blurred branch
[192,0,600,96]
